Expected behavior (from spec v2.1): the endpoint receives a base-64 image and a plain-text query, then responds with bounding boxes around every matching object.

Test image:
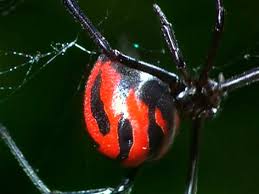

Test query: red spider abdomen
[84,55,179,167]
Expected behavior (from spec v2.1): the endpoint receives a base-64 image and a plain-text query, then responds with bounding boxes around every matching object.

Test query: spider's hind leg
[185,118,203,194]
[0,123,135,194]
[112,168,139,194]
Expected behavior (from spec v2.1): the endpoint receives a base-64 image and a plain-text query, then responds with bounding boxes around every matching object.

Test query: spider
[1,0,259,194]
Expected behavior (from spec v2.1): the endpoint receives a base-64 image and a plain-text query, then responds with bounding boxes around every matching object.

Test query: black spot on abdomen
[91,73,110,135]
[117,118,133,160]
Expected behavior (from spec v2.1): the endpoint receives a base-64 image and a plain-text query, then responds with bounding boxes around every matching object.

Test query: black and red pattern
[84,55,179,167]
[2,1,259,194]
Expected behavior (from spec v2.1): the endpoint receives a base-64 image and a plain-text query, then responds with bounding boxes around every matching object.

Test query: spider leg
[0,123,51,194]
[153,4,190,83]
[0,123,133,194]
[185,118,203,194]
[62,0,180,87]
[200,0,225,84]
[219,67,259,92]
[111,168,139,194]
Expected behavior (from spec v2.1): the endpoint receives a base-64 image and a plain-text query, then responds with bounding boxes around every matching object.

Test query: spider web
[0,37,166,104]
[0,37,96,102]
[191,42,259,79]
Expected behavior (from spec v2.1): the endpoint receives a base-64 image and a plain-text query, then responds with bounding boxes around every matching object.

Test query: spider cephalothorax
[175,77,224,119]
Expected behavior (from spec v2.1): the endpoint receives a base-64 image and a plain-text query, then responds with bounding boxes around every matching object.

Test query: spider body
[1,0,259,194]
[84,55,179,167]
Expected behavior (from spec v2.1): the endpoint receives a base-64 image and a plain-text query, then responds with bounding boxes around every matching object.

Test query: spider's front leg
[62,0,180,87]
[200,0,225,84]
[153,4,190,83]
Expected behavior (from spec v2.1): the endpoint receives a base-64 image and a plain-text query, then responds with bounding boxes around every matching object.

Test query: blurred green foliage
[0,0,259,194]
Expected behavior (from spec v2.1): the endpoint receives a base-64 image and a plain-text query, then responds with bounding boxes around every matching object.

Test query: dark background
[0,0,259,194]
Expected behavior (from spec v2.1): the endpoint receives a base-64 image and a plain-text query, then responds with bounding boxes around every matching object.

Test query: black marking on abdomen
[147,107,164,159]
[157,93,175,131]
[91,73,110,135]
[138,80,171,159]
[117,117,133,160]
